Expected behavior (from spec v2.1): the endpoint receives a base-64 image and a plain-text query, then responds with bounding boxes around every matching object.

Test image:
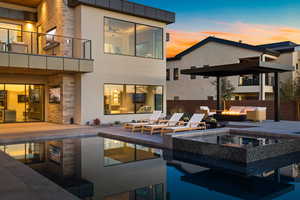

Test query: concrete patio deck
[0,122,100,145]
[0,150,80,200]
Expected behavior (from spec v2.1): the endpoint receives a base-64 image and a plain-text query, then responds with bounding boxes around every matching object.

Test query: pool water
[191,133,283,148]
[1,136,300,200]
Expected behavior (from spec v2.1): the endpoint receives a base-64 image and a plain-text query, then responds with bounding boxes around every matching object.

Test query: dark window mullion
[134,24,137,57]
[134,85,137,114]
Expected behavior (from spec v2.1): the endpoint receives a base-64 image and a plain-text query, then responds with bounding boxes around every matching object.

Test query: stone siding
[47,74,76,124]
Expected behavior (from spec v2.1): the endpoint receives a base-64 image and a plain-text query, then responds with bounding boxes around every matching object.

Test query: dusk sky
[131,0,300,57]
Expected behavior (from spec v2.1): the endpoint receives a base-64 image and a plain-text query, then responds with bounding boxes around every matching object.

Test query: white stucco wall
[81,137,166,199]
[166,41,264,100]
[75,5,167,124]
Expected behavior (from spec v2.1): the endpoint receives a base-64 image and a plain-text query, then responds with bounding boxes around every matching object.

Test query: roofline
[257,41,298,47]
[68,0,175,24]
[167,36,280,61]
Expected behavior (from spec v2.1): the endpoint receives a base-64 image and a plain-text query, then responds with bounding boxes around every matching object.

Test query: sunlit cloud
[167,22,300,58]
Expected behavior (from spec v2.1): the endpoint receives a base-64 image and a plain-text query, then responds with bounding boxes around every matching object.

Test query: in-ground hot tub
[173,130,300,163]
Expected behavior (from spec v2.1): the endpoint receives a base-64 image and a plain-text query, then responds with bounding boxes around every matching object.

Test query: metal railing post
[7,29,9,52]
[90,40,92,60]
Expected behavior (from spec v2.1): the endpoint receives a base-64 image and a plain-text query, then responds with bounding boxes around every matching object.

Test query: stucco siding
[167,41,262,100]
[75,5,167,124]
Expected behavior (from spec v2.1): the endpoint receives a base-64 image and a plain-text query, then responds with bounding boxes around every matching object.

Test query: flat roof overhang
[68,0,175,24]
[181,61,295,77]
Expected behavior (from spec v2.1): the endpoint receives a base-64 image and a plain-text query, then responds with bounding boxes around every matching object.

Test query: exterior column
[274,72,280,122]
[216,76,222,110]
[259,73,266,100]
[259,55,266,100]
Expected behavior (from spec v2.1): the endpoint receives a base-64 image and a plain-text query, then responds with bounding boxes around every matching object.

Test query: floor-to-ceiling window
[0,84,44,123]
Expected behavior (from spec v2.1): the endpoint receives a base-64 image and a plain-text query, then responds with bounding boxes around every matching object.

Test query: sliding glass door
[0,84,44,123]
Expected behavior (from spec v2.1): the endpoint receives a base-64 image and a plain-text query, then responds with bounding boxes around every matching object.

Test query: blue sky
[130,0,300,57]
[131,0,300,27]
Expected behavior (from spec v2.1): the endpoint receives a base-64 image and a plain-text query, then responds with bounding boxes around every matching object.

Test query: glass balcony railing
[0,27,92,60]
[239,78,260,86]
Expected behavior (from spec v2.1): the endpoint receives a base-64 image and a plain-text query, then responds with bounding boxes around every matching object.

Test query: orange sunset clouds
[167,22,300,58]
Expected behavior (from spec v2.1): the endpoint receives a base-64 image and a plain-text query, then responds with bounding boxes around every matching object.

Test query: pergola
[181,61,295,122]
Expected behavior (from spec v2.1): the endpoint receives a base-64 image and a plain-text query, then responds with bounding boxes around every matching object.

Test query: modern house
[167,37,300,101]
[0,0,175,124]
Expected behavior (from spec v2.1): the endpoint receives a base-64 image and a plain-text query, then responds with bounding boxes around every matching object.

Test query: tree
[212,78,235,109]
[280,79,300,101]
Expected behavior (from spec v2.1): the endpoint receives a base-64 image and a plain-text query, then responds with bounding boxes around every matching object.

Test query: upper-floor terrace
[0,26,93,73]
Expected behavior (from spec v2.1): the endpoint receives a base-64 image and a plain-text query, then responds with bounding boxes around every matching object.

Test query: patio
[181,60,295,122]
[0,122,100,145]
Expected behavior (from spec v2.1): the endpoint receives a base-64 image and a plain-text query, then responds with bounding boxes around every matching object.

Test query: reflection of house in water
[0,139,93,199]
[0,138,167,200]
[281,164,300,181]
[81,137,167,200]
[181,170,294,200]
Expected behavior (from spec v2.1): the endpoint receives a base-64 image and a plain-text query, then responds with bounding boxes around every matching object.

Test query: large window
[104,17,163,59]
[104,18,135,56]
[136,24,163,59]
[104,138,161,166]
[104,84,163,115]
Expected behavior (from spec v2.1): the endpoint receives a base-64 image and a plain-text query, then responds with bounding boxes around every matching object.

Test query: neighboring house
[167,37,300,101]
[0,0,175,124]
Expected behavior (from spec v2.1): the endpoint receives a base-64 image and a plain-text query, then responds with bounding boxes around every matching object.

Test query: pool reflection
[2,137,300,200]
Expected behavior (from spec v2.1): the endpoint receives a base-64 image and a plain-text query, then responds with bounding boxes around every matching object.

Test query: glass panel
[136,85,163,113]
[0,22,22,44]
[25,143,45,164]
[104,18,135,56]
[239,74,260,86]
[104,139,160,166]
[26,85,44,122]
[166,69,170,81]
[173,68,179,80]
[0,84,4,123]
[5,84,26,122]
[4,144,26,161]
[104,139,135,166]
[136,24,163,59]
[154,86,163,111]
[0,143,45,164]
[104,84,135,115]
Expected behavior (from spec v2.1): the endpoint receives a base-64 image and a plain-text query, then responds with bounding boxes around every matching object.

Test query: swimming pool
[1,136,300,200]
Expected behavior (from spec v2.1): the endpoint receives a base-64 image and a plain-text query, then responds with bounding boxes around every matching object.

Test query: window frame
[0,21,23,43]
[103,83,164,115]
[166,69,170,81]
[190,66,196,80]
[103,17,164,60]
[173,68,179,80]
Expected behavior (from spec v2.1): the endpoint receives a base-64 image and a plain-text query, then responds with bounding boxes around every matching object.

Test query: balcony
[0,27,93,73]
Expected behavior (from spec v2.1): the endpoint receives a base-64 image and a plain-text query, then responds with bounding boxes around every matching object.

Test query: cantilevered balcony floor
[0,51,93,73]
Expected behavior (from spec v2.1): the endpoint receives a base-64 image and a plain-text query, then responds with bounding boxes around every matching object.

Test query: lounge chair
[200,106,216,117]
[161,113,206,135]
[124,111,162,132]
[142,113,184,135]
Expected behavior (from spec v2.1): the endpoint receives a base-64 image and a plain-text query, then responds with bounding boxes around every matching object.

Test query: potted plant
[205,117,218,129]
